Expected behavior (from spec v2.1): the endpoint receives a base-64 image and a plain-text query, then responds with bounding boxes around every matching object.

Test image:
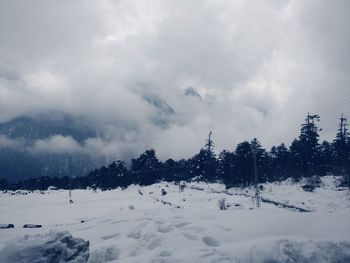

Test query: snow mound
[0,231,89,263]
[239,239,350,263]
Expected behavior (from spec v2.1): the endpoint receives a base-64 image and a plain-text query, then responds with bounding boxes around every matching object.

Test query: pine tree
[290,113,321,178]
[234,141,252,186]
[205,131,215,155]
[319,141,333,176]
[332,115,350,188]
[270,143,291,181]
[250,138,269,183]
[218,150,236,187]
[188,131,218,182]
[131,149,162,185]
[333,114,349,169]
[131,149,161,171]
[0,178,9,190]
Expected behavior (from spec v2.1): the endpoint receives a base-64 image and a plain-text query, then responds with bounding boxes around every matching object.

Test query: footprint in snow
[159,250,172,257]
[202,236,220,247]
[127,229,142,239]
[174,222,190,228]
[157,224,173,233]
[101,233,120,240]
[183,232,198,241]
[146,237,163,250]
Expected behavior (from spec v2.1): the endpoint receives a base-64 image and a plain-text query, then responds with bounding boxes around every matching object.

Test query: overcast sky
[0,0,349,160]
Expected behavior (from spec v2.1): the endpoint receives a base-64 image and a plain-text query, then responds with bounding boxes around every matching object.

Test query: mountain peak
[184,87,202,100]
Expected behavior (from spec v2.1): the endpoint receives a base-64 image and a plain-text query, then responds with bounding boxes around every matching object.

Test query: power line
[263,91,350,148]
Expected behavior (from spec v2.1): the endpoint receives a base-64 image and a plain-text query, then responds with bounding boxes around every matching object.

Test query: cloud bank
[0,0,349,160]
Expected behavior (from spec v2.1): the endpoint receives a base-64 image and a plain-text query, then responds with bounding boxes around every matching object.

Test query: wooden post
[253,146,260,208]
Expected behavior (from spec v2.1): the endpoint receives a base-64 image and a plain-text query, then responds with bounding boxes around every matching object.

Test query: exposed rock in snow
[0,224,14,229]
[0,231,89,263]
[23,224,42,228]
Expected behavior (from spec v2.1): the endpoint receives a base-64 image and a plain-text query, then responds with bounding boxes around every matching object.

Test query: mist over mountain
[0,97,177,182]
[0,0,349,182]
[0,112,96,142]
[0,112,102,182]
[1,0,349,165]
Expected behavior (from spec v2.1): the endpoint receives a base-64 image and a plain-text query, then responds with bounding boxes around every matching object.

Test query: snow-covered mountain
[142,93,175,116]
[184,87,202,100]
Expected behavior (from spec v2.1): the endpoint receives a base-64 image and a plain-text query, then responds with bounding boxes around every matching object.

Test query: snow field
[0,176,349,262]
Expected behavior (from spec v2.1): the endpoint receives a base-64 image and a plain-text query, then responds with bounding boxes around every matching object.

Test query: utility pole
[338,114,350,192]
[67,158,73,204]
[252,145,260,208]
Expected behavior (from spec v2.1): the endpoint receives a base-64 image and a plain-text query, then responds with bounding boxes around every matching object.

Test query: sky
[0,0,349,161]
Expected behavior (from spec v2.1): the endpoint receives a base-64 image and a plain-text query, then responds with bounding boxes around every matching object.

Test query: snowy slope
[0,176,350,262]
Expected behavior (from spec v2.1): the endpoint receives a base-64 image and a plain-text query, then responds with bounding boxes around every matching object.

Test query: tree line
[1,113,349,191]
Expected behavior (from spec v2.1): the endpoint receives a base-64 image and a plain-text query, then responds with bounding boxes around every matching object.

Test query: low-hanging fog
[0,0,349,161]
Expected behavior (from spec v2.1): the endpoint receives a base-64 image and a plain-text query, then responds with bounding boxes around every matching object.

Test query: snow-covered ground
[0,176,350,262]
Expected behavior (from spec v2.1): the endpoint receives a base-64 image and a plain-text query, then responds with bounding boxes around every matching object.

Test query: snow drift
[237,239,350,263]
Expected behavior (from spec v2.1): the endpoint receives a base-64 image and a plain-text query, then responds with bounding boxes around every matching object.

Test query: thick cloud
[31,135,83,154]
[0,135,20,149]
[0,0,349,160]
